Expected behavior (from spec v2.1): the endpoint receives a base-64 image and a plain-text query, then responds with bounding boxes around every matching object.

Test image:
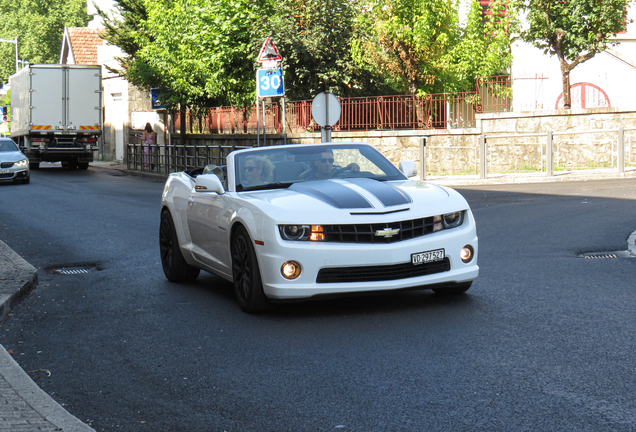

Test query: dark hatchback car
[0,137,30,184]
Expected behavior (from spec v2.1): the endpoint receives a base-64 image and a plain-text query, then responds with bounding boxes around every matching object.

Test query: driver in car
[305,149,360,180]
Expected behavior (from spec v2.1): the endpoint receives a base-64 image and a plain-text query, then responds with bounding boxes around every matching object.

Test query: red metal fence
[175,76,511,134]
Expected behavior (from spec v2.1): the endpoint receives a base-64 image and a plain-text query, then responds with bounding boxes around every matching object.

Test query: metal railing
[421,128,636,179]
[174,76,512,134]
[126,139,251,173]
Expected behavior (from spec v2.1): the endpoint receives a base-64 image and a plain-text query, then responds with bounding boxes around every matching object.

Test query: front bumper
[256,220,479,300]
[0,166,29,182]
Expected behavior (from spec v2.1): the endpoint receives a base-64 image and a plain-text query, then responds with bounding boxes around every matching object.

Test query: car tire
[21,177,30,184]
[231,226,271,313]
[160,210,200,282]
[432,282,472,295]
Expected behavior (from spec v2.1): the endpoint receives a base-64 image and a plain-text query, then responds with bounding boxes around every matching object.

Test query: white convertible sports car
[160,142,478,312]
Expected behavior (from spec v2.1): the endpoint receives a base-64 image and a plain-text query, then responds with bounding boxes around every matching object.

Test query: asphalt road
[1,165,636,431]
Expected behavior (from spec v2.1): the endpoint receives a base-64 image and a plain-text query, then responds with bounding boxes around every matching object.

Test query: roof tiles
[67,27,106,65]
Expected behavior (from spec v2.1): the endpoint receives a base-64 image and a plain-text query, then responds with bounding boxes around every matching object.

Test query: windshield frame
[232,143,406,192]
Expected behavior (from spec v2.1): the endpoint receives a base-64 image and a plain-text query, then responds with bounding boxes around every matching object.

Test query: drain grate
[56,268,90,275]
[50,264,101,275]
[581,252,619,259]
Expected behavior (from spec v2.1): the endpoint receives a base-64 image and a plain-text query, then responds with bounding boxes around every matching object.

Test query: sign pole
[262,99,267,147]
[256,90,260,147]
[282,97,287,145]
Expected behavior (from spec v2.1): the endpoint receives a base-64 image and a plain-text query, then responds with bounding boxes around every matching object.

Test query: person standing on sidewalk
[142,122,156,170]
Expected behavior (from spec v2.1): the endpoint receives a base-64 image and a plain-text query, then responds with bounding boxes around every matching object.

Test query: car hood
[242,178,465,221]
[0,151,27,163]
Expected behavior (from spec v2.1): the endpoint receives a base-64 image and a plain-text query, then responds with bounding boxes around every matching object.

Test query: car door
[185,190,228,275]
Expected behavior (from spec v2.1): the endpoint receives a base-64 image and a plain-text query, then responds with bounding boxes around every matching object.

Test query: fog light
[460,245,474,263]
[281,261,302,279]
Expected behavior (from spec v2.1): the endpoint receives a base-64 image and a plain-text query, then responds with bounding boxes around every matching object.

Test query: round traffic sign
[311,92,341,127]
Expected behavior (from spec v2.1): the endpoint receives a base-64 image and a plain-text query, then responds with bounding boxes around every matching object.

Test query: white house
[510,4,636,112]
[59,0,163,162]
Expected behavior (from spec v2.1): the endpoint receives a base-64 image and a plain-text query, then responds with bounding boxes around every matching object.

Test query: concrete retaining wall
[158,108,636,175]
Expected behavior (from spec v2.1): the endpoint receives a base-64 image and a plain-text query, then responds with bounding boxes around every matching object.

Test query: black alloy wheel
[231,226,271,313]
[159,210,200,282]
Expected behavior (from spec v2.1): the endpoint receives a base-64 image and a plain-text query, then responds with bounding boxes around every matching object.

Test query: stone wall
[162,108,636,175]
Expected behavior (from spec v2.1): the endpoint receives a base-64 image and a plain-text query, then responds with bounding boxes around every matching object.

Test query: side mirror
[399,161,418,178]
[194,174,225,194]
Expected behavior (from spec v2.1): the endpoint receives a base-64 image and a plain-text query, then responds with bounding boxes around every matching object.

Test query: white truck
[10,64,101,169]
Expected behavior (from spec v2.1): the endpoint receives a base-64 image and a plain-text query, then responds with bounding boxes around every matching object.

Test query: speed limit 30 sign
[257,68,284,98]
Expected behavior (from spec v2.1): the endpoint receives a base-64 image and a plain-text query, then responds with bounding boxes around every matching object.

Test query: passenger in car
[242,155,274,186]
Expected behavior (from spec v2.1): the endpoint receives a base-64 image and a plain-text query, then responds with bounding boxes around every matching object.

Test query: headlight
[279,225,325,241]
[15,159,28,167]
[442,211,464,229]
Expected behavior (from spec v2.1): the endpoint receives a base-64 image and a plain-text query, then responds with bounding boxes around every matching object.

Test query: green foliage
[0,0,89,84]
[449,0,517,92]
[101,0,269,110]
[100,0,387,108]
[257,0,389,100]
[356,0,516,95]
[519,0,631,107]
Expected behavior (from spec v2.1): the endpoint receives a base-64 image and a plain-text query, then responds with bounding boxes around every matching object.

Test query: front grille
[316,258,450,283]
[0,173,14,179]
[1,162,14,168]
[322,217,438,244]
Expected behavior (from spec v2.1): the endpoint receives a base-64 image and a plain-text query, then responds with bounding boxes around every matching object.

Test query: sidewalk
[1,161,636,431]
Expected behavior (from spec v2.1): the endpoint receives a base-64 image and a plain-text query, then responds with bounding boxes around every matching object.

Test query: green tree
[355,0,515,95]
[101,0,267,109]
[100,0,268,143]
[449,0,516,92]
[520,0,631,108]
[0,0,88,84]
[257,0,389,100]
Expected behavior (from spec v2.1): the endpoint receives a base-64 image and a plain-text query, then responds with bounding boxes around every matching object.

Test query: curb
[0,240,95,432]
[0,240,38,323]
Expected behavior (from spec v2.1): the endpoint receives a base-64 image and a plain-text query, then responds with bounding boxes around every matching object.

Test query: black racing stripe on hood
[288,181,372,209]
[345,178,412,207]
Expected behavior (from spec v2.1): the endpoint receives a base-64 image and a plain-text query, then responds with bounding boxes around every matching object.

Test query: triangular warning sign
[257,37,282,62]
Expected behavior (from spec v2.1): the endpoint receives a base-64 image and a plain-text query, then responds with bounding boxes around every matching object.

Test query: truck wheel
[78,162,89,170]
[29,162,39,170]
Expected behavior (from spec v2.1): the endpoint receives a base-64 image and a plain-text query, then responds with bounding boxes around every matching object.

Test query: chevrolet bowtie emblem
[375,227,400,238]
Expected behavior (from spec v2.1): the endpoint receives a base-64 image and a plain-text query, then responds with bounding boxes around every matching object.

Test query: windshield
[0,139,19,152]
[234,143,406,191]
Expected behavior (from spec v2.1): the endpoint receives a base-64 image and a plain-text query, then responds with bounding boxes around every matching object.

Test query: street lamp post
[0,37,18,73]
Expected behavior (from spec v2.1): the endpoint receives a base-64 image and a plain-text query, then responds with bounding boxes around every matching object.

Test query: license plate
[411,248,445,265]
[0,169,9,174]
